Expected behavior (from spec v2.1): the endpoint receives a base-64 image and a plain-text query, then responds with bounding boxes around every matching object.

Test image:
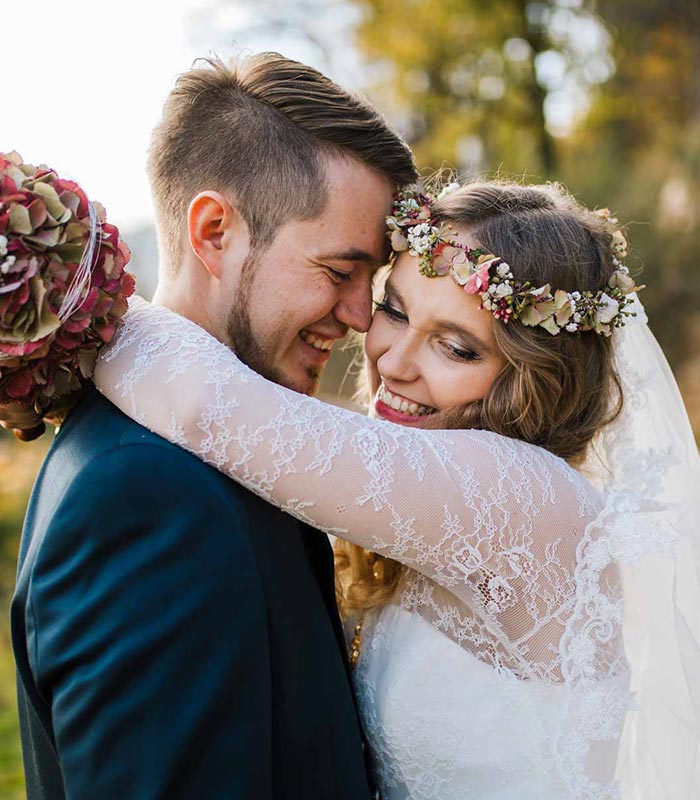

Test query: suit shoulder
[69,439,235,511]
[53,389,225,494]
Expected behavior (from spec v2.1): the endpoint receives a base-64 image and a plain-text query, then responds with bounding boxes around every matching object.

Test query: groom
[9,53,416,799]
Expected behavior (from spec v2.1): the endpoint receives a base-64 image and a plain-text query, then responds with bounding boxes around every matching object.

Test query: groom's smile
[299,329,337,353]
[228,156,395,397]
[298,329,340,368]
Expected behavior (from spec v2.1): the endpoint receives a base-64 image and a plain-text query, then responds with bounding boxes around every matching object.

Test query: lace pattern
[95,297,687,799]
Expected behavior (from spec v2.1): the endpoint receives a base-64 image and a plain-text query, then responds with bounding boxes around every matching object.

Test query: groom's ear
[187,191,251,280]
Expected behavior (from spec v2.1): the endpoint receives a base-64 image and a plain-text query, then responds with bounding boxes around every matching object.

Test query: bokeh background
[2,0,699,795]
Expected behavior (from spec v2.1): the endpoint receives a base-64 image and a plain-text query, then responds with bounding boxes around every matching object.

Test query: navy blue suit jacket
[11,388,371,799]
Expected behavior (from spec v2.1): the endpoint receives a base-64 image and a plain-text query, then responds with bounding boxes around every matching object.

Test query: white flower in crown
[437,181,461,200]
[413,222,432,237]
[592,293,620,335]
[407,224,440,256]
[497,263,511,278]
[0,234,7,258]
[495,283,514,298]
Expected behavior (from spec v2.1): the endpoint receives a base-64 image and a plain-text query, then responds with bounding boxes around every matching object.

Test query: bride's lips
[374,384,436,426]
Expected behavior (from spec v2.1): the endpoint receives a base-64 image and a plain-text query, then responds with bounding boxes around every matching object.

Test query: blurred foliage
[352,0,615,173]
[558,0,700,375]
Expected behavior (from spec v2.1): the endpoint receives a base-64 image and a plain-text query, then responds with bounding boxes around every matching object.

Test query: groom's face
[227,158,394,396]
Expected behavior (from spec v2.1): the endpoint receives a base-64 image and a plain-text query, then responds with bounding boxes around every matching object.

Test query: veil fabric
[590,296,700,797]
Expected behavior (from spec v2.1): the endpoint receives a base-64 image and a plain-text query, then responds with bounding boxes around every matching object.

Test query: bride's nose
[376,331,422,385]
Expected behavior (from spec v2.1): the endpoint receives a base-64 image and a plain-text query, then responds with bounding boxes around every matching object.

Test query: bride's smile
[365,239,507,427]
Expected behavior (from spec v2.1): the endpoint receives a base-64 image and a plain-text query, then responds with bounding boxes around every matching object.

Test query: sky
[4,0,204,229]
[3,0,350,232]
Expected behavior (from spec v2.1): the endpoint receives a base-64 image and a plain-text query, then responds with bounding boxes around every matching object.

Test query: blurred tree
[192,0,614,176]
[352,0,614,175]
[354,0,700,432]
[559,0,700,373]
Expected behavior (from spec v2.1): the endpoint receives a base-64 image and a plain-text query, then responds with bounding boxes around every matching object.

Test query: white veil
[583,295,700,797]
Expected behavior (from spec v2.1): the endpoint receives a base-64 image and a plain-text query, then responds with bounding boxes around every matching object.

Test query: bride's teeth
[377,383,435,417]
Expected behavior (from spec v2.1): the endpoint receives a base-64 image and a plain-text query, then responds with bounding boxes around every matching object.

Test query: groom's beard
[226,250,322,394]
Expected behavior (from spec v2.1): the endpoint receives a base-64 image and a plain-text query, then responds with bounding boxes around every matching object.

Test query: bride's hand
[0,404,46,441]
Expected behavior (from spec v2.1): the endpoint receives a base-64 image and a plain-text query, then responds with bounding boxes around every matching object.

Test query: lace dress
[94,298,633,799]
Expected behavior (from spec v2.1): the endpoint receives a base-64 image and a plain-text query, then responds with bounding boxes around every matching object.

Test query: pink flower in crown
[462,256,500,295]
[433,243,465,277]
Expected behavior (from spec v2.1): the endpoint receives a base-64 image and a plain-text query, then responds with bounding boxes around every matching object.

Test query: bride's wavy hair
[335,179,626,615]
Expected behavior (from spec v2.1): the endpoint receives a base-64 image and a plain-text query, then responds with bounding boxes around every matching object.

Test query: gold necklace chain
[349,613,365,670]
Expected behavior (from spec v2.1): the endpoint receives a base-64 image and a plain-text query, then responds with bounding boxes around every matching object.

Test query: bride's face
[364,244,507,427]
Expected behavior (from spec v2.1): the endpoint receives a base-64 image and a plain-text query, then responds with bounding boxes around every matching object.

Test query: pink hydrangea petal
[0,151,135,409]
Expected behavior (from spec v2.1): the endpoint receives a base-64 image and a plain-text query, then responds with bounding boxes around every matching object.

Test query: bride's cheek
[364,317,383,363]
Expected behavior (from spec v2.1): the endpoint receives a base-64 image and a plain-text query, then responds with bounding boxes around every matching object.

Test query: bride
[95,179,700,799]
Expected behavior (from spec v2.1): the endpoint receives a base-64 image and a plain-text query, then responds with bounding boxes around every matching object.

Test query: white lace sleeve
[94,298,601,613]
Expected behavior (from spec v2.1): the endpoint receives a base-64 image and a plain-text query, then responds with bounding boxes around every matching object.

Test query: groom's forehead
[316,204,393,263]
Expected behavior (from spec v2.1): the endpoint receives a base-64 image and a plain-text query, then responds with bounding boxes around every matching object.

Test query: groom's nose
[333,280,373,333]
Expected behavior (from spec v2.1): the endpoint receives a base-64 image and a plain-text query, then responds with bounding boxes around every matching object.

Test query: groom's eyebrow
[320,248,384,267]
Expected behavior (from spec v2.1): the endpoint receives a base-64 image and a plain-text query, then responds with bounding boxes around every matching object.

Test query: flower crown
[386,184,641,336]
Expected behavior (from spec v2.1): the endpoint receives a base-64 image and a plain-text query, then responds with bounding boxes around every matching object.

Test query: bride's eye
[374,300,407,323]
[444,342,481,362]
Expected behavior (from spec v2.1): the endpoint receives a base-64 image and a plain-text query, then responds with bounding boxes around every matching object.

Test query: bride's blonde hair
[334,179,625,616]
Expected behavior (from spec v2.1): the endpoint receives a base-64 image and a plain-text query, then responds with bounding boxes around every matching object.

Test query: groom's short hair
[149,52,417,272]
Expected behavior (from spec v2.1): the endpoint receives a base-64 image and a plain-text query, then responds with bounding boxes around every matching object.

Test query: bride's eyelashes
[442,342,481,363]
[374,299,407,323]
